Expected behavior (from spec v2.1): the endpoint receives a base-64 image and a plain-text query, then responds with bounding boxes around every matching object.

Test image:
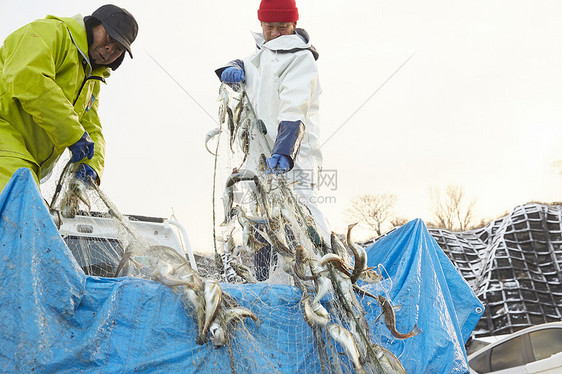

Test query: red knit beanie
[257,0,299,22]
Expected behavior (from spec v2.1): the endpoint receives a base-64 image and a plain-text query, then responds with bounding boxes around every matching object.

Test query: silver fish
[236,119,251,164]
[217,84,229,124]
[378,295,422,339]
[302,296,330,327]
[294,245,319,281]
[372,344,406,373]
[247,190,262,218]
[198,279,222,344]
[257,153,268,172]
[225,168,257,188]
[227,107,235,151]
[328,255,365,327]
[327,324,365,374]
[347,223,367,284]
[60,180,91,218]
[222,306,258,326]
[72,180,91,209]
[148,245,193,270]
[333,263,361,311]
[359,266,382,284]
[319,253,351,277]
[256,119,267,135]
[208,322,226,348]
[230,261,257,284]
[205,127,220,156]
[312,271,332,305]
[222,168,257,224]
[60,194,80,218]
[208,305,258,348]
[152,263,195,288]
[330,232,353,269]
[180,286,205,344]
[222,186,235,225]
[233,97,244,127]
[236,206,268,253]
[240,220,253,253]
[175,271,205,342]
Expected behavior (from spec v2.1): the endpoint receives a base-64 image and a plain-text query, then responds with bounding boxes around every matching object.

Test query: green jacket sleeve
[2,21,85,149]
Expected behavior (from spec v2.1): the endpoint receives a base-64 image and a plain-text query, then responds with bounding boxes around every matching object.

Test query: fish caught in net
[44,158,259,356]
[34,82,421,373]
[209,83,419,373]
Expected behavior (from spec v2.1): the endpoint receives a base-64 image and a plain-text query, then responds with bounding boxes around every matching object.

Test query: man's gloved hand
[221,67,245,83]
[266,154,291,174]
[75,163,97,184]
[68,132,94,163]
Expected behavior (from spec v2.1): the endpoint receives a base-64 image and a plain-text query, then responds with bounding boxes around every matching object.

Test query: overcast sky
[2,0,561,253]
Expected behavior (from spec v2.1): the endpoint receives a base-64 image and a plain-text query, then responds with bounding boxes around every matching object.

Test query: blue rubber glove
[68,132,94,163]
[266,154,291,174]
[75,163,97,184]
[221,67,245,83]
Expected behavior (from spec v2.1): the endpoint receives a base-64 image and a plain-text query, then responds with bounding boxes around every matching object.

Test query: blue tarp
[0,168,483,373]
[364,220,484,373]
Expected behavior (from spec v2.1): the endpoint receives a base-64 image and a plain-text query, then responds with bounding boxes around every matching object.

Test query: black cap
[91,4,138,58]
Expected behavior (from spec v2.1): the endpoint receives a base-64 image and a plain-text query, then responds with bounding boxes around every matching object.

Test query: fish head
[209,322,226,348]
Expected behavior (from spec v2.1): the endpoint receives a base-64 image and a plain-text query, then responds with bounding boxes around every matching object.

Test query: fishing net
[207,83,409,373]
[41,158,188,280]
[32,83,413,373]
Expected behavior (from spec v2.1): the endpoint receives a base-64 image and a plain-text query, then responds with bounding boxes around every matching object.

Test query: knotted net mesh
[34,83,411,373]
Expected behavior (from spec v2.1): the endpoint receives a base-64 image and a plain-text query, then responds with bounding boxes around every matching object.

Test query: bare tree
[390,217,409,228]
[346,193,397,236]
[429,185,476,231]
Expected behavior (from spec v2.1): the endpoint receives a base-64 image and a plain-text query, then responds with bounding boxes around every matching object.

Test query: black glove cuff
[271,120,305,171]
[215,59,245,80]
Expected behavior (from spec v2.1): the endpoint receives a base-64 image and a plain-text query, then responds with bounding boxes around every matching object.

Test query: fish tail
[410,323,422,337]
[392,323,422,339]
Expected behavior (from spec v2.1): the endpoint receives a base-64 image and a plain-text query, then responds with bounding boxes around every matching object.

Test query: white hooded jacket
[247,29,322,174]
[217,28,329,238]
[218,28,323,174]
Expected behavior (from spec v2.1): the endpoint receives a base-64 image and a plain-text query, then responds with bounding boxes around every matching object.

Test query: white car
[467,322,562,373]
[57,211,197,276]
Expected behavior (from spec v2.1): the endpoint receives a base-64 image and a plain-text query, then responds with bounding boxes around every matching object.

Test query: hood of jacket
[46,15,93,75]
[252,28,319,60]
[47,14,112,77]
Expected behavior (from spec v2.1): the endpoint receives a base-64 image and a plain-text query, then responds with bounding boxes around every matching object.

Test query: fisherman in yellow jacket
[0,4,138,192]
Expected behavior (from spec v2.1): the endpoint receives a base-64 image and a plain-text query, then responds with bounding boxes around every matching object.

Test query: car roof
[468,322,562,359]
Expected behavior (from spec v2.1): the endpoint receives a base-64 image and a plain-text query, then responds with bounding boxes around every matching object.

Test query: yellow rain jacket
[0,14,110,189]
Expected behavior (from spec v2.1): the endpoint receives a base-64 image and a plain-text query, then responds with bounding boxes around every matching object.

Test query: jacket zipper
[73,74,105,106]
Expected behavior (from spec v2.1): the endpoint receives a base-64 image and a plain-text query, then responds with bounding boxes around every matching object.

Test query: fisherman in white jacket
[216,0,330,280]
